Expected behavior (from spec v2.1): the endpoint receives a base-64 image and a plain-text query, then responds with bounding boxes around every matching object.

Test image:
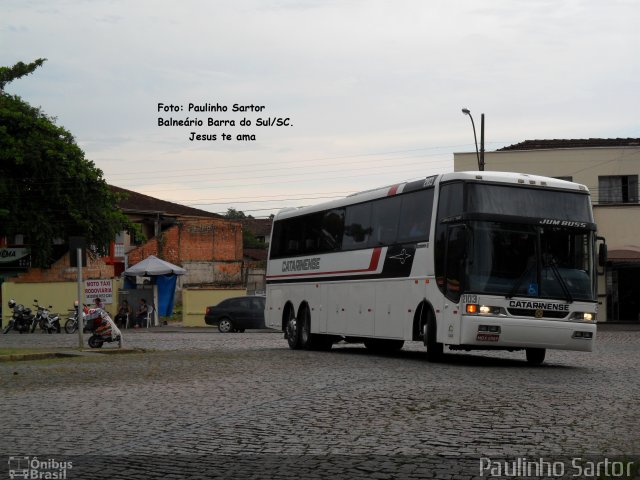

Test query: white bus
[265,171,602,365]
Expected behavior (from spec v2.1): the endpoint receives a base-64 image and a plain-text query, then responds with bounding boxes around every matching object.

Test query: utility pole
[480,113,485,171]
[76,248,83,350]
[462,108,486,171]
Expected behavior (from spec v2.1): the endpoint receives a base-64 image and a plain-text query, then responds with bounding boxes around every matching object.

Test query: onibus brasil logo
[8,456,72,479]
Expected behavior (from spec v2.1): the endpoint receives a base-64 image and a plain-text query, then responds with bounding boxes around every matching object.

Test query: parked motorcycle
[64,301,89,334]
[30,300,61,334]
[3,299,34,334]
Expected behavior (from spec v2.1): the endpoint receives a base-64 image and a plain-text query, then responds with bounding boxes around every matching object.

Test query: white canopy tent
[122,255,186,327]
[123,255,187,276]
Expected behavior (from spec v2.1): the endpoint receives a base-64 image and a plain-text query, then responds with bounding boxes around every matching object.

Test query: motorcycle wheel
[30,320,38,333]
[64,319,78,334]
[3,322,13,334]
[88,335,103,349]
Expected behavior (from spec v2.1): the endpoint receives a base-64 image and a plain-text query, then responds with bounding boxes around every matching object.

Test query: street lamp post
[462,108,485,171]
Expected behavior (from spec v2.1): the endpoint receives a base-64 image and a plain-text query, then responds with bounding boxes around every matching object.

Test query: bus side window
[343,203,372,250]
[287,239,300,255]
[397,189,434,243]
[445,225,467,302]
[435,182,464,292]
[270,222,283,258]
[321,209,345,252]
[369,197,400,246]
[283,218,304,256]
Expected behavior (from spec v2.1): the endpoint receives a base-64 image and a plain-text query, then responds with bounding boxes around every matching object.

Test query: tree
[0,59,134,267]
[224,207,250,219]
[223,208,266,249]
[0,58,46,91]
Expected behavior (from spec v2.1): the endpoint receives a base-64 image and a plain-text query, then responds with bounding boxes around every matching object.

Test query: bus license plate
[477,333,499,342]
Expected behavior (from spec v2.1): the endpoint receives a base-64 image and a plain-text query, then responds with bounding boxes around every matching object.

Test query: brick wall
[13,252,115,283]
[127,218,243,286]
[11,217,241,286]
[179,219,242,261]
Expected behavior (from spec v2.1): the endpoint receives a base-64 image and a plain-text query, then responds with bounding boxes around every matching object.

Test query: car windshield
[466,221,595,301]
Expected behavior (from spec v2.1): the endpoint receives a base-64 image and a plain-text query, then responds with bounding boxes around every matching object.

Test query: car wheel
[218,318,233,333]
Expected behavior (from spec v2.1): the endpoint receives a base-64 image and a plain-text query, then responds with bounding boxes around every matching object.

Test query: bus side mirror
[597,236,607,274]
[598,243,607,267]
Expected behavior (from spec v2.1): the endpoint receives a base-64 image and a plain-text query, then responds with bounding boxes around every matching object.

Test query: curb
[0,352,77,362]
[0,348,147,363]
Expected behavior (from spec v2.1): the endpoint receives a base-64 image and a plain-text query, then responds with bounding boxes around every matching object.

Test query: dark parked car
[204,296,266,333]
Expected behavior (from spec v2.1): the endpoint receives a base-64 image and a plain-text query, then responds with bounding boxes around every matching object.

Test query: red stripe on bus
[387,185,399,196]
[368,247,381,269]
[266,247,383,280]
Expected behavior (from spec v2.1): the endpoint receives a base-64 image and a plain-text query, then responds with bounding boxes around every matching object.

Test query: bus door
[440,224,467,344]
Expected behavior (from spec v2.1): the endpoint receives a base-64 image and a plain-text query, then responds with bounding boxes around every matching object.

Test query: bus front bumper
[459,316,597,352]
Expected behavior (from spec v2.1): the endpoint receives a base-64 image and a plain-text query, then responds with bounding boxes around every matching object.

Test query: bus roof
[274,171,589,221]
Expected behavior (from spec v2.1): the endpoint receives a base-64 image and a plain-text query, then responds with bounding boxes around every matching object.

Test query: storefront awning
[608,245,640,263]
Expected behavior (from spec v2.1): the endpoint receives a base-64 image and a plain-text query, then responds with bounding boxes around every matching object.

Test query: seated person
[114,300,131,328]
[135,298,149,328]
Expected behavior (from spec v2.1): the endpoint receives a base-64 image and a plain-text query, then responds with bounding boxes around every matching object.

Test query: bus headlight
[571,312,595,322]
[465,304,505,316]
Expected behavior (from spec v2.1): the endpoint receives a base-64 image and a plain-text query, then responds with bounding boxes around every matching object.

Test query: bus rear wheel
[299,304,331,350]
[286,308,302,349]
[526,348,546,365]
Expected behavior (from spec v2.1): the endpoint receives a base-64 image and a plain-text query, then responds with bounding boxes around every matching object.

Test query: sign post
[76,248,83,350]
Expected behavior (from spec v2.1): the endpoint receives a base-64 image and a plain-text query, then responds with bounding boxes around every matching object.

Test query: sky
[3,0,639,218]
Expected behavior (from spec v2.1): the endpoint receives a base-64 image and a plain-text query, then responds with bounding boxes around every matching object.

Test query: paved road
[1,327,639,479]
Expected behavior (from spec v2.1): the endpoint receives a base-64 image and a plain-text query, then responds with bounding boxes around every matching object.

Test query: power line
[103,142,490,179]
[111,154,452,188]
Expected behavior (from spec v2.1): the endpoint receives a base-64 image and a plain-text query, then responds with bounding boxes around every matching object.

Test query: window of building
[598,175,639,203]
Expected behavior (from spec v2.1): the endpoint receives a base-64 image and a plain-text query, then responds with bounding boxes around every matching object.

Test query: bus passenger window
[343,203,372,250]
[445,225,467,302]
[369,197,400,246]
[321,209,345,251]
[397,189,434,243]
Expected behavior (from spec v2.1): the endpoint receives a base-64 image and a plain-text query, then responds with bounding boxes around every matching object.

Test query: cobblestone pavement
[1,327,639,479]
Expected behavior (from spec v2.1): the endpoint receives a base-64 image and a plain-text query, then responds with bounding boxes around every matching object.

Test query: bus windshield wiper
[546,255,573,303]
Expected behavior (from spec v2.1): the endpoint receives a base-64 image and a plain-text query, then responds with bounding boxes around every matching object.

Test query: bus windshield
[466,183,593,222]
[466,221,596,301]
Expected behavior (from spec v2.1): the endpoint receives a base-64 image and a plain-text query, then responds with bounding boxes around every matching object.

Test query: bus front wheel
[424,315,443,362]
[525,348,546,365]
